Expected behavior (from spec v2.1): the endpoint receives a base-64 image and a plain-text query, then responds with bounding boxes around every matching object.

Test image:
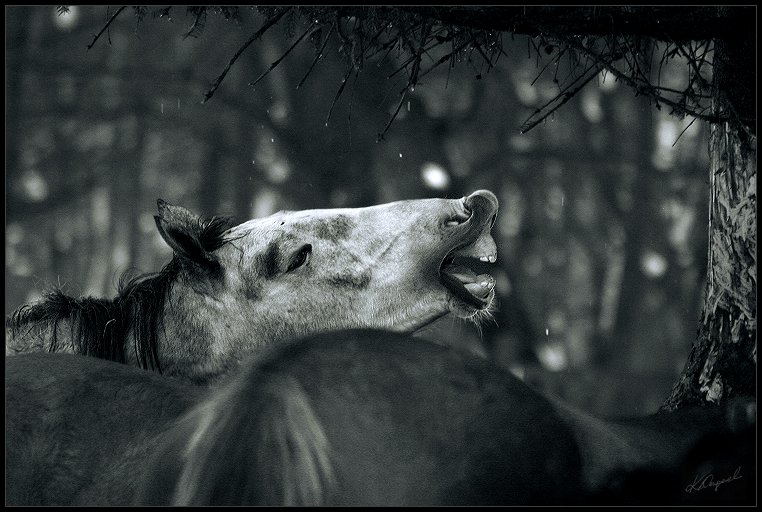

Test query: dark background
[5,6,711,417]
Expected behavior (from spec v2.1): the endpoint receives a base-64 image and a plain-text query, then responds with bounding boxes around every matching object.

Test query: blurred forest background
[6,6,712,417]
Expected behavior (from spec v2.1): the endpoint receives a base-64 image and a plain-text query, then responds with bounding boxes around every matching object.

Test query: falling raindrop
[399,153,403,158]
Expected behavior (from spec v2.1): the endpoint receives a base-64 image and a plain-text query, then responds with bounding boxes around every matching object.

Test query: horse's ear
[154,199,220,272]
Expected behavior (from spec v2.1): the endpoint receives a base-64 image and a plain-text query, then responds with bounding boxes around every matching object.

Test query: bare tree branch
[520,65,603,133]
[250,22,319,88]
[325,68,352,126]
[202,7,291,104]
[404,6,752,42]
[86,6,126,50]
[296,23,335,89]
[556,35,724,123]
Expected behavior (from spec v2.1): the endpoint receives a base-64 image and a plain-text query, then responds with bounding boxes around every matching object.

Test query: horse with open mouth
[6,190,499,383]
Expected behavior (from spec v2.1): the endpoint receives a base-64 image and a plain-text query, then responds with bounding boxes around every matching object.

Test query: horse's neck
[156,289,280,383]
[155,293,230,383]
[6,315,144,366]
[7,319,68,354]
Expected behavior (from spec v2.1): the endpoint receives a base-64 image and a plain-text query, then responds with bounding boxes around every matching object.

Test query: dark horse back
[5,353,202,505]
[8,332,750,505]
[150,330,585,505]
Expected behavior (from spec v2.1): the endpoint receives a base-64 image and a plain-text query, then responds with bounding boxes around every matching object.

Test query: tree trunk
[662,36,756,411]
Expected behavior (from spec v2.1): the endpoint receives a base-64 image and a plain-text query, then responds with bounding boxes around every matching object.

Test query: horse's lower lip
[439,260,495,309]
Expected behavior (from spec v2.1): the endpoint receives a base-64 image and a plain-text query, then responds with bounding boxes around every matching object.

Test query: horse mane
[6,214,236,371]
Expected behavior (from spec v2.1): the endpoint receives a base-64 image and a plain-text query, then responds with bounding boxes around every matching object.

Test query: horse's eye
[286,244,312,272]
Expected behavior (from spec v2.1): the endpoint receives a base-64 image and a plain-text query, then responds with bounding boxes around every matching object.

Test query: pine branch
[557,34,725,123]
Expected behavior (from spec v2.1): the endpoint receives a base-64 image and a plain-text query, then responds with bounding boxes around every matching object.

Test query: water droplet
[271,138,274,143]
[545,328,549,336]
[399,153,403,158]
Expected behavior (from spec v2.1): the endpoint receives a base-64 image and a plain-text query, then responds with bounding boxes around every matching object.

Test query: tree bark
[662,36,756,411]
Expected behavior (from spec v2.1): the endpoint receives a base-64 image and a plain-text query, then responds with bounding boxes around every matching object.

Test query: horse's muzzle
[438,190,499,309]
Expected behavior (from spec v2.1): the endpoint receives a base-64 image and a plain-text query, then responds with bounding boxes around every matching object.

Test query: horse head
[154,190,499,380]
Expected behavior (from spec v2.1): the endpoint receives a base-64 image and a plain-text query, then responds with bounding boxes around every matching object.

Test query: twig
[526,62,602,118]
[417,33,478,82]
[377,87,408,142]
[250,22,318,88]
[655,42,672,91]
[475,44,496,74]
[87,6,127,50]
[530,46,567,86]
[346,69,360,152]
[296,23,336,89]
[183,7,207,39]
[385,23,441,80]
[374,38,400,68]
[671,116,699,147]
[325,68,353,126]
[407,20,432,90]
[385,34,444,76]
[520,66,602,133]
[673,39,712,91]
[202,7,291,104]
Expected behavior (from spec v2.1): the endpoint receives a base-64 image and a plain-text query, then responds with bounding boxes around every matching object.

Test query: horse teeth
[479,256,490,262]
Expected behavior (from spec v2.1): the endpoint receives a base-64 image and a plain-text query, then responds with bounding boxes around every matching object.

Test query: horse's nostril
[445,204,472,227]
